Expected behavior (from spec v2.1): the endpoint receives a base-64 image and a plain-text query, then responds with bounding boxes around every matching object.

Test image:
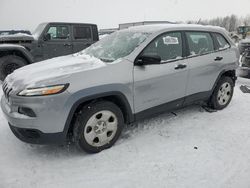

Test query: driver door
[133,31,189,115]
[42,25,73,59]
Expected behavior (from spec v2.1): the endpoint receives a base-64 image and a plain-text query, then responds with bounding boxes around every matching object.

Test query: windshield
[81,30,150,62]
[32,23,47,38]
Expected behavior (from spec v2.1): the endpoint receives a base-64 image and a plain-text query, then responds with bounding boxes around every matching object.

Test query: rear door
[42,24,73,59]
[184,31,220,98]
[72,25,94,53]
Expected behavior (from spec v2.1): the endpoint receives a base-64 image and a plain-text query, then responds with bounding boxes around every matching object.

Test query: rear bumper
[9,124,65,144]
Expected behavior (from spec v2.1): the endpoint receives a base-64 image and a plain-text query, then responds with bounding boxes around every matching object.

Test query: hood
[0,33,34,43]
[5,54,106,91]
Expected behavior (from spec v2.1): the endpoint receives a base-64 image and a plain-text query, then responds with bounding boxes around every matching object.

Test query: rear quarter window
[214,33,230,50]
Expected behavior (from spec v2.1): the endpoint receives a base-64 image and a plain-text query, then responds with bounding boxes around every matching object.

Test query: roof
[127,24,226,34]
[40,22,97,26]
[119,21,176,29]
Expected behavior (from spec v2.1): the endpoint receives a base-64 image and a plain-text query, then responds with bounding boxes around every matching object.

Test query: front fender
[62,84,134,136]
[0,44,34,63]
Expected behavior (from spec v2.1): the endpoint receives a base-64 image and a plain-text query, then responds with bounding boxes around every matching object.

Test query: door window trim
[135,30,230,65]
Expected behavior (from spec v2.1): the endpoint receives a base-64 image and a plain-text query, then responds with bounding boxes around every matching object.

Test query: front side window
[142,32,183,62]
[214,33,230,50]
[73,26,92,40]
[46,26,69,40]
[186,32,214,56]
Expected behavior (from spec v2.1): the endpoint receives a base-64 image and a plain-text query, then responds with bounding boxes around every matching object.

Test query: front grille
[2,81,12,101]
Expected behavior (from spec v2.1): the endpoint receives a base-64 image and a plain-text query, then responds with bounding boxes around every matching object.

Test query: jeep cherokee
[1,24,239,153]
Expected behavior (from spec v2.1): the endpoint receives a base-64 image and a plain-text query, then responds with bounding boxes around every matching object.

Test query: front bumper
[1,90,71,144]
[9,123,65,144]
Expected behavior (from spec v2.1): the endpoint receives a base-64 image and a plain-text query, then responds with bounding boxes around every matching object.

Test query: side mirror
[136,54,161,66]
[44,33,51,41]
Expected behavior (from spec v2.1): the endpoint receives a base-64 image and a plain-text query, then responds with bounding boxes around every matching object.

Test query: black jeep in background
[0,22,99,81]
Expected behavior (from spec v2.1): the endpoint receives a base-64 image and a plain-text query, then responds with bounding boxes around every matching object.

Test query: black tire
[209,76,234,110]
[0,55,27,81]
[73,101,124,153]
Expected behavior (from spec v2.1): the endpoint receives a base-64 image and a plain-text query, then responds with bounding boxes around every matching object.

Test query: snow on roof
[0,32,32,38]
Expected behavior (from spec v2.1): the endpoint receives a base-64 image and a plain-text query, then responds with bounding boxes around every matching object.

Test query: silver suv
[1,24,239,153]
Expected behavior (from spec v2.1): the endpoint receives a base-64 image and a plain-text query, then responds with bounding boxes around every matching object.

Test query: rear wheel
[0,55,27,81]
[209,76,234,110]
[73,101,124,153]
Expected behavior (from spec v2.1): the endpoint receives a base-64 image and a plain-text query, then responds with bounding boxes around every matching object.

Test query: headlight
[18,84,69,96]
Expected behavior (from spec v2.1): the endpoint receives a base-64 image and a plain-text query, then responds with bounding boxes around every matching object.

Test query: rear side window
[214,33,230,50]
[186,32,214,56]
[142,32,183,62]
[73,26,92,40]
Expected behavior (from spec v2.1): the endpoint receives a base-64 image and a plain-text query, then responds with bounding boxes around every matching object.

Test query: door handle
[214,56,223,61]
[63,43,72,47]
[175,64,187,70]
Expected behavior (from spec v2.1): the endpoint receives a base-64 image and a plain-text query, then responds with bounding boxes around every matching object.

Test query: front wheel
[73,101,124,153]
[0,55,27,81]
[209,76,234,110]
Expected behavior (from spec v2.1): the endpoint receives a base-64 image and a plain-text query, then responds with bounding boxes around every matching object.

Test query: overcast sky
[0,0,250,31]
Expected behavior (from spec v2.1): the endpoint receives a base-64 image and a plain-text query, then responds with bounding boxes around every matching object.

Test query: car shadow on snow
[23,142,86,158]
[118,104,207,143]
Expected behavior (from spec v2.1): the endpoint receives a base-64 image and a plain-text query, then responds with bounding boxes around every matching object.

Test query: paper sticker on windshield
[163,36,179,45]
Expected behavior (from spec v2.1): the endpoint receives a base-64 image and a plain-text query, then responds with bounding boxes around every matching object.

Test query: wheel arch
[63,91,134,139]
[0,45,34,64]
[213,69,236,91]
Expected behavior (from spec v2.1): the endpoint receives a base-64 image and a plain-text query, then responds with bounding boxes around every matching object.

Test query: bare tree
[228,15,238,32]
[186,14,243,32]
[243,15,250,26]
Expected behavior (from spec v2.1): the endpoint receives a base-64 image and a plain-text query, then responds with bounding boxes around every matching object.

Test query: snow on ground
[0,78,250,188]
